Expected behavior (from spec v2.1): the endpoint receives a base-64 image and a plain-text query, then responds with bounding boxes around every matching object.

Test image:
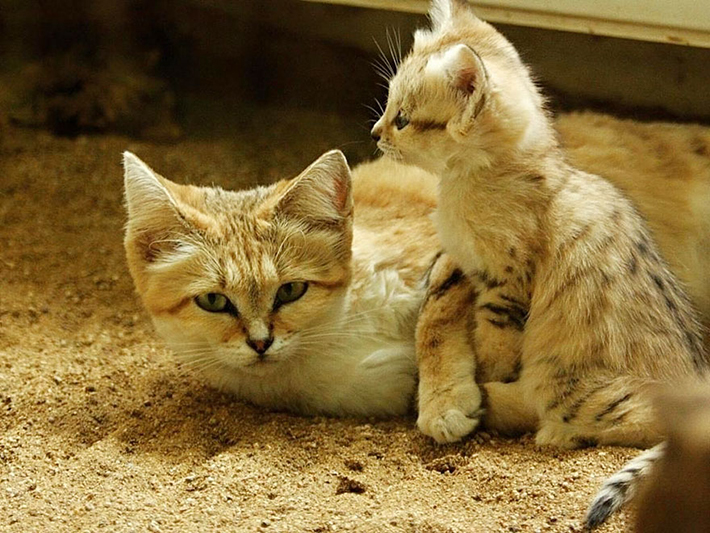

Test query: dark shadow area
[3,0,707,146]
[0,0,385,142]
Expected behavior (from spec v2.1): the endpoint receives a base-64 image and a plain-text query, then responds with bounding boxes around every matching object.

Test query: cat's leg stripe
[499,294,526,307]
[479,302,526,330]
[594,392,633,422]
[427,268,466,301]
[544,376,581,412]
[474,269,506,289]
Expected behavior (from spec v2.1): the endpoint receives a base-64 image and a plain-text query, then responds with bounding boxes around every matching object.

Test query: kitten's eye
[195,293,231,313]
[394,111,410,130]
[275,282,308,307]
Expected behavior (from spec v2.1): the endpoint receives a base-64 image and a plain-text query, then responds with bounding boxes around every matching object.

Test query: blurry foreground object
[635,384,710,533]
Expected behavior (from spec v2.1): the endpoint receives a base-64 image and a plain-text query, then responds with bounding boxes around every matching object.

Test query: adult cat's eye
[195,293,232,313]
[394,111,410,130]
[274,282,308,308]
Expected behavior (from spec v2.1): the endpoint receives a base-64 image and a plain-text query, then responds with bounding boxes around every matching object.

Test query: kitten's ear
[275,150,353,226]
[428,0,479,32]
[123,151,202,264]
[436,44,489,138]
[437,43,486,94]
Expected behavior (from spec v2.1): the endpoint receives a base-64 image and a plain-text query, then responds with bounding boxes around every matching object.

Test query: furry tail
[585,442,666,529]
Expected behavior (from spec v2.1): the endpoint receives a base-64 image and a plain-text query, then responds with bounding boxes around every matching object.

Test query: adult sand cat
[123,150,442,417]
[372,0,707,449]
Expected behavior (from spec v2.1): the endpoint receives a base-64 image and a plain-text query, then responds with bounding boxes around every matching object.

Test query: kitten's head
[372,0,549,173]
[123,150,353,376]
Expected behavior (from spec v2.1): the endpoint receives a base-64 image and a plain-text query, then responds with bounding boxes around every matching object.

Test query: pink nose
[247,337,273,356]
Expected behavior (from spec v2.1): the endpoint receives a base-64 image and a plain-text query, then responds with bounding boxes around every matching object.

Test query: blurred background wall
[1,0,709,142]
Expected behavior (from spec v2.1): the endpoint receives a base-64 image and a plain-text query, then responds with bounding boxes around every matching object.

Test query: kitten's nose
[370,126,381,142]
[247,337,273,357]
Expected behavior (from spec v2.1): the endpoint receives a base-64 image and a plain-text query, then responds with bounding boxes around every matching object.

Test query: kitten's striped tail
[585,442,666,529]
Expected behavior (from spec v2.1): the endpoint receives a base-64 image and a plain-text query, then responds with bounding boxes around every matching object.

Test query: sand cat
[123,150,442,417]
[372,0,707,450]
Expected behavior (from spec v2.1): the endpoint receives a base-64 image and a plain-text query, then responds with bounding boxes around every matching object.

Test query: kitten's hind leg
[481,380,538,435]
[416,253,482,444]
[534,375,663,449]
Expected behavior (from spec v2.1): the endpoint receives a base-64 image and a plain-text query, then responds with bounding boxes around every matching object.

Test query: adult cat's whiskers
[298,317,395,342]
[173,347,216,356]
[179,358,223,374]
[297,306,394,335]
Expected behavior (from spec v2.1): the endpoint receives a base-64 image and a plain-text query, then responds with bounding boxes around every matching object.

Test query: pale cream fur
[374,0,708,447]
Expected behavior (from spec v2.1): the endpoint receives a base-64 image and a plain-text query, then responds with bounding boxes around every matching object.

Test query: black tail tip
[585,496,616,530]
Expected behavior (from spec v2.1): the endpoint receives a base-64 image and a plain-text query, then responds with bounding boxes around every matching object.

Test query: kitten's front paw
[534,421,580,450]
[417,382,483,444]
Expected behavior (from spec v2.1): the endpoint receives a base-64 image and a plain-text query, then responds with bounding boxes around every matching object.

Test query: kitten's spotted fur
[373,0,707,448]
[124,150,441,417]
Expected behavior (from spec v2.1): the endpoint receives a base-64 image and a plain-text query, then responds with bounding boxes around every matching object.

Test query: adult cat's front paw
[417,382,483,444]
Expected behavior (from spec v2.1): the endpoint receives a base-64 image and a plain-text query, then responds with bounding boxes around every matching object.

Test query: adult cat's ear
[435,44,489,138]
[275,150,353,228]
[123,151,206,265]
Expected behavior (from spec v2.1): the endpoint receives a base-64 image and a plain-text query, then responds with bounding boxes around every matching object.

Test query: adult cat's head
[372,0,551,173]
[123,150,353,376]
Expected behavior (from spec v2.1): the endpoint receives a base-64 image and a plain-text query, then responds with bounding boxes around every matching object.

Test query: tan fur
[558,112,710,328]
[375,0,708,447]
[350,158,439,289]
[416,253,483,442]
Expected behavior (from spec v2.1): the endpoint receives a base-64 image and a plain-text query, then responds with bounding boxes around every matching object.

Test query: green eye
[195,293,232,313]
[275,282,308,308]
[394,111,410,130]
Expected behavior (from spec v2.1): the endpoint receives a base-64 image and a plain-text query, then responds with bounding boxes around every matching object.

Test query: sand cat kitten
[123,150,442,417]
[372,0,707,448]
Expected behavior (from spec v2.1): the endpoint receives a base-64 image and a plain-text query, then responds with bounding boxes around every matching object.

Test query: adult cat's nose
[247,337,273,356]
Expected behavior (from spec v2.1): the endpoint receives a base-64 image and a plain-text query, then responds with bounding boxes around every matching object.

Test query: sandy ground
[0,107,643,533]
